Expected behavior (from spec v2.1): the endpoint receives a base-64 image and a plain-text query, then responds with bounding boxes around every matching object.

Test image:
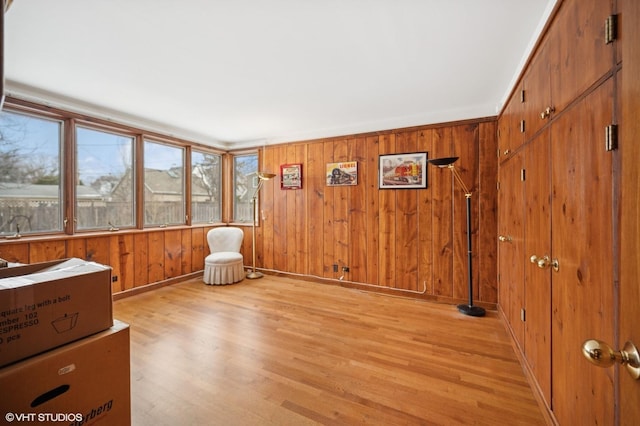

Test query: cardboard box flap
[0,259,110,290]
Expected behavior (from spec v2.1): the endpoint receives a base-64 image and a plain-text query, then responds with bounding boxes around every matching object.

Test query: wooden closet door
[618,0,640,422]
[497,152,525,347]
[523,129,551,404]
[550,79,615,425]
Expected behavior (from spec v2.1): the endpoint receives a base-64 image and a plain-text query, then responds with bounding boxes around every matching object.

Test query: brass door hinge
[605,15,618,44]
[605,124,618,151]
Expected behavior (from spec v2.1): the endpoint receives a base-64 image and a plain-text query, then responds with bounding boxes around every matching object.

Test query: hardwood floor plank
[114,276,545,425]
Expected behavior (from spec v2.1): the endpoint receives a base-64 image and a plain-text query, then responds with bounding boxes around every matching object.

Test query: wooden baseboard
[497,306,558,426]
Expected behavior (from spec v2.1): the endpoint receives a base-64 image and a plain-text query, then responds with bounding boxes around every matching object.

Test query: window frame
[0,107,65,236]
[231,151,259,224]
[0,98,239,238]
[74,123,137,231]
[142,138,187,228]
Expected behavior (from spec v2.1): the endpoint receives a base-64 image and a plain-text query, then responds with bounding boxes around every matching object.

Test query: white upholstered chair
[203,227,245,285]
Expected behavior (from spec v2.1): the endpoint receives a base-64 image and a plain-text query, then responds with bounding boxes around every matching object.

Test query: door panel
[524,130,551,403]
[551,79,615,425]
[497,152,525,347]
[498,86,524,162]
[549,0,615,113]
[523,43,552,140]
[619,0,640,422]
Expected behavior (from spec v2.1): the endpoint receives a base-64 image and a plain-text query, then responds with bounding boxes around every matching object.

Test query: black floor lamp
[246,171,276,279]
[427,157,485,317]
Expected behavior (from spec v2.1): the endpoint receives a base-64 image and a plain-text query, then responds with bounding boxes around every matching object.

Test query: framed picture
[280,163,303,190]
[326,161,358,186]
[379,152,428,189]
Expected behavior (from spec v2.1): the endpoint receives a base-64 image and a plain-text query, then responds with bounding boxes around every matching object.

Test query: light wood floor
[113,275,545,425]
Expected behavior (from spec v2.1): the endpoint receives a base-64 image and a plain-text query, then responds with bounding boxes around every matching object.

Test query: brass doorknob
[540,106,556,119]
[498,235,512,243]
[529,254,559,272]
[582,339,640,380]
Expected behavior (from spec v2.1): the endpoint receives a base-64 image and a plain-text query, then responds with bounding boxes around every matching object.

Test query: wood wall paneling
[110,234,135,292]
[85,236,110,265]
[272,145,288,272]
[364,135,380,286]
[417,130,433,295]
[431,127,454,298]
[28,240,66,263]
[333,139,351,278]
[451,124,479,301]
[147,231,165,283]
[349,136,367,284]
[394,131,419,291]
[261,146,277,271]
[477,121,498,303]
[187,228,205,272]
[134,233,150,287]
[181,229,192,276]
[322,141,336,279]
[306,142,325,278]
[163,229,182,279]
[378,133,397,288]
[0,242,28,263]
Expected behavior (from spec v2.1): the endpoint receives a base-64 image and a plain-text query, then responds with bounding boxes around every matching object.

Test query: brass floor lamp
[246,171,276,279]
[427,157,485,317]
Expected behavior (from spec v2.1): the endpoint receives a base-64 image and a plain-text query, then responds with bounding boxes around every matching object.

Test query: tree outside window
[0,111,63,235]
[233,153,258,223]
[191,150,221,223]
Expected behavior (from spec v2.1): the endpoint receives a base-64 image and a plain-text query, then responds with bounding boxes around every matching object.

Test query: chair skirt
[203,252,245,285]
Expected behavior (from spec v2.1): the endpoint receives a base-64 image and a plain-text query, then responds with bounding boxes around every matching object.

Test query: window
[0,110,63,235]
[76,126,135,230]
[191,150,221,223]
[143,140,185,226]
[233,153,258,223]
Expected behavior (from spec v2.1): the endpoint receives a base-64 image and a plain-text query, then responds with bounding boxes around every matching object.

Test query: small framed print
[379,152,428,189]
[280,163,303,190]
[326,161,358,186]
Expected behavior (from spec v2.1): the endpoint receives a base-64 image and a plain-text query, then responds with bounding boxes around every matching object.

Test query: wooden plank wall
[0,227,214,295]
[259,119,498,306]
[0,118,498,307]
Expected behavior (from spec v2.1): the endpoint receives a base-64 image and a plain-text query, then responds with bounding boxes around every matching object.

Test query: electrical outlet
[333,264,338,272]
[112,275,118,282]
[342,266,349,273]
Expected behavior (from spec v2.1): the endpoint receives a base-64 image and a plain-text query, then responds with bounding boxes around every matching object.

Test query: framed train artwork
[378,152,428,189]
[326,161,358,186]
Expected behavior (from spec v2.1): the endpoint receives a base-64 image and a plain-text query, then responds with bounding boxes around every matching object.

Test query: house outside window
[76,126,135,230]
[143,140,185,226]
[0,110,63,236]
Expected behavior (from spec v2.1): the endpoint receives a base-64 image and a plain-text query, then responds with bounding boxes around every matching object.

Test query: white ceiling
[4,0,556,150]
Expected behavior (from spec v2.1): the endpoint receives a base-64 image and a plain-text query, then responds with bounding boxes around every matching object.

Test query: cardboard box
[0,320,130,425]
[0,258,113,368]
